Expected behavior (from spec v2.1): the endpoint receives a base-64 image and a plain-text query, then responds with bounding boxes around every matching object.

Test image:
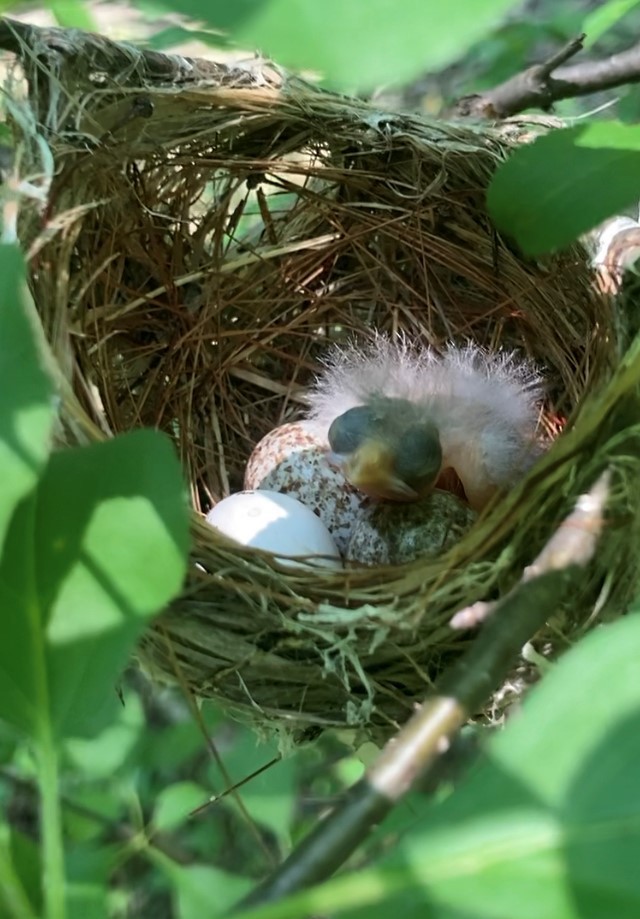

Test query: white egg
[206,490,342,571]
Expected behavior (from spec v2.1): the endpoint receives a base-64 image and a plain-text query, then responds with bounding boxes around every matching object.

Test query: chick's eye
[328,405,378,453]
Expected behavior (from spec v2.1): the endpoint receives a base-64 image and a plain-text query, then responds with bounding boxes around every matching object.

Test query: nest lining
[7,23,640,740]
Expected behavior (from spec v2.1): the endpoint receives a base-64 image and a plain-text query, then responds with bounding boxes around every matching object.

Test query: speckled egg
[244,421,367,555]
[346,489,477,566]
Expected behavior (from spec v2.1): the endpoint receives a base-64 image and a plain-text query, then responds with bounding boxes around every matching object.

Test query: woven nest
[8,23,640,742]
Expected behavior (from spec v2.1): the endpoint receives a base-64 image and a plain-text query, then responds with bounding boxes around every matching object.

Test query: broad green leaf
[0,245,55,555]
[63,788,123,836]
[64,690,145,778]
[66,842,119,894]
[153,781,209,833]
[0,429,190,739]
[148,0,521,90]
[488,121,640,254]
[139,703,223,774]
[582,0,640,47]
[49,0,99,30]
[236,615,640,919]
[146,25,230,52]
[167,863,253,919]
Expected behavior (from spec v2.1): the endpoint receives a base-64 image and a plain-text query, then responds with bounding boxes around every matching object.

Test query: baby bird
[305,335,545,512]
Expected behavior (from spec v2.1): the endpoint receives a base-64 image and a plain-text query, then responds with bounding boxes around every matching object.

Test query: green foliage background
[1,2,640,918]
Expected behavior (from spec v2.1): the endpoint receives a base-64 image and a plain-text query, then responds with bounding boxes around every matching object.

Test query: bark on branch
[0,16,259,88]
[453,34,640,119]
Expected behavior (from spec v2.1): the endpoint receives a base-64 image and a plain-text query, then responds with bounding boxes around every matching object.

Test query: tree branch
[0,17,261,89]
[453,34,640,119]
[233,471,610,912]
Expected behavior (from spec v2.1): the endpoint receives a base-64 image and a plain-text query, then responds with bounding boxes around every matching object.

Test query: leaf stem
[37,731,66,919]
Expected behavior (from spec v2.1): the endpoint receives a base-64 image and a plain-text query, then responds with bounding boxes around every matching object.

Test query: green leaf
[238,615,640,919]
[0,429,190,739]
[139,704,223,774]
[0,828,39,919]
[0,244,55,556]
[8,830,41,917]
[582,0,640,47]
[487,121,640,255]
[154,781,209,833]
[64,690,145,778]
[146,0,522,90]
[67,883,108,919]
[169,864,253,919]
[49,0,99,30]
[146,25,230,52]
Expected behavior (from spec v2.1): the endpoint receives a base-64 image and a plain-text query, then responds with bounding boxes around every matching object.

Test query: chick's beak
[340,440,419,502]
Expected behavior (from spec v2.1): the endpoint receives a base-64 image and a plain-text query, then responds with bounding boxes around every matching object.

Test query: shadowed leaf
[488,121,640,254]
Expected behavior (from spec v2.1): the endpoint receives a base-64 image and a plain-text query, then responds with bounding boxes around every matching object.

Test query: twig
[233,470,610,911]
[190,755,281,817]
[450,470,609,629]
[453,34,640,119]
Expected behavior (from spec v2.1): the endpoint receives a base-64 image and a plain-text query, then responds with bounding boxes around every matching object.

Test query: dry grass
[6,20,640,742]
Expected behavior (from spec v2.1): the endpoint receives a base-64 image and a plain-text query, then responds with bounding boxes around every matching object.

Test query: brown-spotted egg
[346,489,477,566]
[244,420,368,555]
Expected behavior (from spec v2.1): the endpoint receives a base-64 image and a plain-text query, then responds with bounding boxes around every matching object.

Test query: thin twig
[189,755,281,817]
[233,470,610,911]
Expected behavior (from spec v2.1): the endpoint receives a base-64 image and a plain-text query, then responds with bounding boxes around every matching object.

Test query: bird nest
[7,22,640,743]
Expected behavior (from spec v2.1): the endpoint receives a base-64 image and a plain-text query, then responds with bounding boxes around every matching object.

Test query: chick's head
[328,398,443,502]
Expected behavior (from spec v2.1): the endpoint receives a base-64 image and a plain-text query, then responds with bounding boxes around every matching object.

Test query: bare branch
[234,472,610,912]
[453,34,640,119]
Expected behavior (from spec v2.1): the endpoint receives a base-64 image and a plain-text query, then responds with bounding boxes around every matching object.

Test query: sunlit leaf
[0,430,190,738]
[0,245,55,556]
[146,25,230,51]
[582,0,640,47]
[49,0,99,30]
[154,781,210,833]
[487,121,640,254]
[146,0,522,90]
